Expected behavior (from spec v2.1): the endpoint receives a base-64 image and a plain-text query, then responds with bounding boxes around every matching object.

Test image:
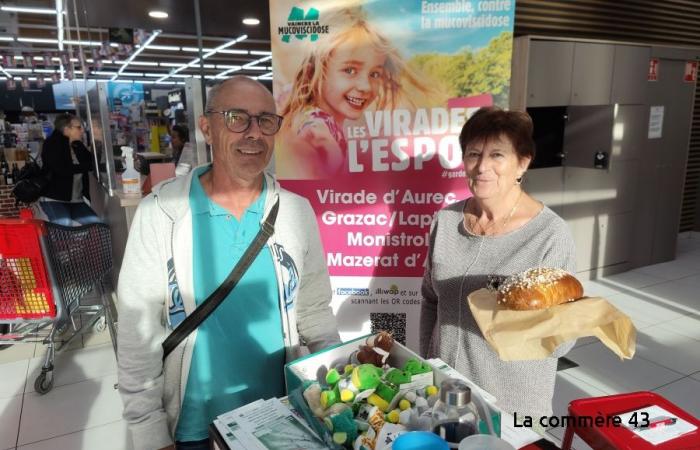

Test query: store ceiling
[0,0,272,85]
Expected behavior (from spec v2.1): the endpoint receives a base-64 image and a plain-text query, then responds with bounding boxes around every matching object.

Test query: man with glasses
[117,76,340,450]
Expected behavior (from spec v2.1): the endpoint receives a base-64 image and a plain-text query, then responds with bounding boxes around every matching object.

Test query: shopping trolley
[0,212,116,394]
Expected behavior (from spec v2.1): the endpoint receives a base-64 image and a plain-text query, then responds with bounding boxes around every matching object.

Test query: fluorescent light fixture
[6,68,33,73]
[33,56,44,61]
[250,51,271,56]
[34,69,56,73]
[242,18,260,26]
[158,34,246,83]
[148,10,168,19]
[70,58,78,62]
[1,6,56,14]
[0,65,13,79]
[181,47,214,52]
[86,58,94,63]
[215,67,242,79]
[256,72,273,80]
[14,56,24,60]
[160,62,184,67]
[17,37,59,44]
[52,57,61,62]
[101,59,113,64]
[0,36,14,41]
[94,71,118,76]
[64,40,101,46]
[218,49,248,55]
[146,45,180,51]
[110,43,119,48]
[144,73,167,77]
[203,64,216,69]
[242,55,272,70]
[120,72,144,77]
[112,29,162,80]
[130,61,158,66]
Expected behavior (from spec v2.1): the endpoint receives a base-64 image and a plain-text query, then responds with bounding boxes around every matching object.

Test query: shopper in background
[169,124,197,176]
[420,107,576,426]
[117,76,340,450]
[39,113,101,226]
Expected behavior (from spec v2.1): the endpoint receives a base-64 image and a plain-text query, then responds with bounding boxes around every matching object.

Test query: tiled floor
[1,232,699,450]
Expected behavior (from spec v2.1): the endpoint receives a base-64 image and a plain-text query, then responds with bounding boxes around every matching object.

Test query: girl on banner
[278,6,438,179]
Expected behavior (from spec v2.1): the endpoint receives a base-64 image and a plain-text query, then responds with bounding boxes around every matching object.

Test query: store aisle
[1,233,699,450]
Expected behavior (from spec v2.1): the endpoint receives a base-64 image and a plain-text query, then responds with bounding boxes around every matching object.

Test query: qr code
[370,312,406,345]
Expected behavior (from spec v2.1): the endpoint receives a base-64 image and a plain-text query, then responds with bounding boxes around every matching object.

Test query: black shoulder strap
[162,198,279,360]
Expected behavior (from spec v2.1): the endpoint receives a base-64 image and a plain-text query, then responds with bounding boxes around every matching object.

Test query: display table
[208,407,553,450]
[205,337,554,450]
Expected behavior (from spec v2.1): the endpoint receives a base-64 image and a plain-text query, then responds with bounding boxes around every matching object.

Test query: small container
[392,431,449,450]
[458,434,516,450]
[431,379,479,448]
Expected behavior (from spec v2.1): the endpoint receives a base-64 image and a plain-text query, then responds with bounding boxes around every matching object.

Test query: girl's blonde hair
[281,6,438,127]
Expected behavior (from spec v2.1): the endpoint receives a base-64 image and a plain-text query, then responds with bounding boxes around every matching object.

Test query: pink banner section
[280,96,495,278]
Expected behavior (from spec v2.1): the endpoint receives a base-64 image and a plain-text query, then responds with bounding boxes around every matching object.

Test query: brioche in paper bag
[467,287,636,361]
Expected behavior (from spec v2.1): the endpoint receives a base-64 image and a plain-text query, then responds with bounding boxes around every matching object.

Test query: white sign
[648,106,664,139]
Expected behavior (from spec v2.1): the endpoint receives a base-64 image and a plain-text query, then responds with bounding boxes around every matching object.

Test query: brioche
[496,268,583,310]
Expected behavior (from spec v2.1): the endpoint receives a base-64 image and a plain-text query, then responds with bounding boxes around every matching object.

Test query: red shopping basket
[0,218,56,320]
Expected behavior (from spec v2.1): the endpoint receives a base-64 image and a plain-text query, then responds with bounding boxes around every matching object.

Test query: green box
[284,334,502,447]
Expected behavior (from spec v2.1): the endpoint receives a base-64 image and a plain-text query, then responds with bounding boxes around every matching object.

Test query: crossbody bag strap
[162,198,279,360]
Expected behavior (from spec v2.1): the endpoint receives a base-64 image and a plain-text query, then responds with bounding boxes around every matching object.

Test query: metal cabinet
[571,43,615,105]
[611,45,651,104]
[526,41,574,107]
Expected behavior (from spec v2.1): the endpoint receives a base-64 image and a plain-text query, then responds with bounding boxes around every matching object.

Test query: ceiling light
[1,6,56,14]
[218,49,248,55]
[0,36,14,41]
[17,37,59,44]
[146,45,180,51]
[149,11,168,19]
[242,18,260,26]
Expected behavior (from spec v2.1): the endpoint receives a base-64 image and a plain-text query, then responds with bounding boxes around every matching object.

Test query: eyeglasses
[207,109,283,136]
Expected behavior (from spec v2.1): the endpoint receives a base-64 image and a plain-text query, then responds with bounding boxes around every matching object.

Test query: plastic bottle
[431,379,479,448]
[120,146,141,195]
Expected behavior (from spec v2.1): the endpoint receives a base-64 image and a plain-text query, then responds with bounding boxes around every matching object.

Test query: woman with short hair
[420,106,577,421]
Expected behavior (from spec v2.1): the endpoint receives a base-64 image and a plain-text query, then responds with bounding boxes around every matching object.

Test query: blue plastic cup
[392,431,450,450]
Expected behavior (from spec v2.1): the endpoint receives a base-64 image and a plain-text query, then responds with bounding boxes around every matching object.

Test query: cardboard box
[284,335,502,448]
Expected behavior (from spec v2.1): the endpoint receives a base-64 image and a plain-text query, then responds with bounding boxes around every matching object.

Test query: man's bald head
[205,76,275,113]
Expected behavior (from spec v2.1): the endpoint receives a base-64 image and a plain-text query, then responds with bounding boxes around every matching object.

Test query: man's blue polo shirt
[175,166,285,441]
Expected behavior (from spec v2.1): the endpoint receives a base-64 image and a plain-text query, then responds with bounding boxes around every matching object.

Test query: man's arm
[294,199,341,353]
[117,196,173,450]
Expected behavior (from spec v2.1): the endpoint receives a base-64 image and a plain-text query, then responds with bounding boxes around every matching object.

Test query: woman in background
[39,113,100,226]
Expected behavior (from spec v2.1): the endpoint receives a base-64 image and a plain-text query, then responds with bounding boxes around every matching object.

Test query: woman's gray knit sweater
[420,199,576,419]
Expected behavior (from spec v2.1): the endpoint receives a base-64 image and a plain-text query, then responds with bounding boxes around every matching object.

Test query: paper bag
[467,288,636,361]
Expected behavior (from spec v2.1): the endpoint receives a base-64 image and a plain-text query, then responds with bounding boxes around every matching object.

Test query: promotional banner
[270,0,515,350]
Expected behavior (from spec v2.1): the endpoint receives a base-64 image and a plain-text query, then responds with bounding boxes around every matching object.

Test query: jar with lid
[431,378,479,448]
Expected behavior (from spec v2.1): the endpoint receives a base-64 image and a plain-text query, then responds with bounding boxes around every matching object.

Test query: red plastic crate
[0,219,56,320]
[563,391,700,450]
